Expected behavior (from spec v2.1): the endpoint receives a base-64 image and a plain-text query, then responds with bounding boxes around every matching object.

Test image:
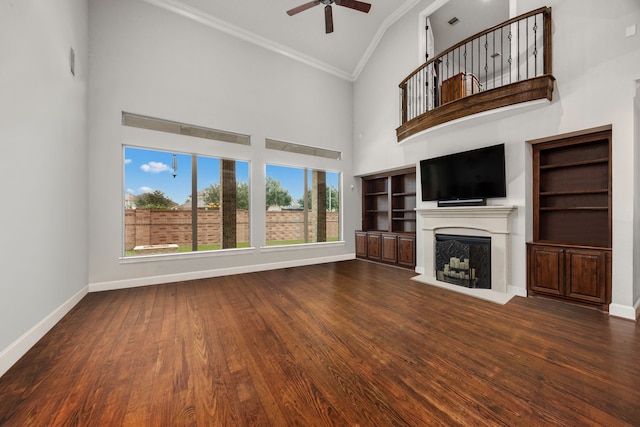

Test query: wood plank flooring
[1,260,639,426]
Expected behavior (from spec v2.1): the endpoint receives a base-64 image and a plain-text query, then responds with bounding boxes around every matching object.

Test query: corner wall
[634,81,640,315]
[0,0,89,375]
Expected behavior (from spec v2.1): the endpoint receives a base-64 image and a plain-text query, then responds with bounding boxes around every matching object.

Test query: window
[124,146,249,256]
[265,164,340,246]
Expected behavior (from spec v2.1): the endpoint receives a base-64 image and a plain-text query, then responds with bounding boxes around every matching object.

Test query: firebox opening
[435,234,491,289]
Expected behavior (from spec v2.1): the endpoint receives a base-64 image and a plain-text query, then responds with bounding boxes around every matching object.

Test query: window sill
[119,246,257,263]
[260,241,345,252]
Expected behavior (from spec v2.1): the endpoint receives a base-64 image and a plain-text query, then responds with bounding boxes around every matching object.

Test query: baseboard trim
[609,303,637,321]
[507,285,527,298]
[89,254,356,292]
[0,285,89,378]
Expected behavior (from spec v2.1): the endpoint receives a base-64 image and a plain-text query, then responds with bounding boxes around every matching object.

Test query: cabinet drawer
[381,234,398,263]
[355,232,367,258]
[565,249,606,303]
[367,233,382,260]
[528,244,564,296]
[397,235,416,267]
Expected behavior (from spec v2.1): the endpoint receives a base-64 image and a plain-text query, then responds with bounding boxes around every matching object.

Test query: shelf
[532,240,612,250]
[540,189,608,196]
[528,126,612,310]
[540,207,608,211]
[540,157,608,170]
[362,168,416,237]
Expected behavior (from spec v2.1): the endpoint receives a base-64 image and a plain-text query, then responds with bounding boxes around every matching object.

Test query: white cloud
[124,158,132,165]
[140,161,170,173]
[139,186,154,193]
[126,188,135,194]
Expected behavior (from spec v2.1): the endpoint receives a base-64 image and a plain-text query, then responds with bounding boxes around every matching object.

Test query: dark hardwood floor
[1,260,639,426]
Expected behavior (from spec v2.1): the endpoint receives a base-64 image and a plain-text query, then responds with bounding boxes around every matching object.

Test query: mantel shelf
[417,205,517,219]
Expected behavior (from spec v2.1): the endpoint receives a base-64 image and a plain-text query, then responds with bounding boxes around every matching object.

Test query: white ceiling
[429,0,509,56]
[142,0,509,81]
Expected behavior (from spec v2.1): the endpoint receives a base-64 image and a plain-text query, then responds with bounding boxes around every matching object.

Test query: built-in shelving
[357,167,416,269]
[527,125,612,311]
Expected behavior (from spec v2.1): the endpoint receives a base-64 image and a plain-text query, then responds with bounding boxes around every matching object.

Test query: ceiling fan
[287,0,372,34]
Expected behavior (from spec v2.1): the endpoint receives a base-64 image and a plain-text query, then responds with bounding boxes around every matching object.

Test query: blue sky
[125,147,339,205]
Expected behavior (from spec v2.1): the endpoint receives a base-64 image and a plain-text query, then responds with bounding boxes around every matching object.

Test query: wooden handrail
[396,6,554,140]
[399,7,552,88]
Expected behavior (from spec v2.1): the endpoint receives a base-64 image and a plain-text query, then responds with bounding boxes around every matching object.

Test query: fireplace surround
[412,205,516,304]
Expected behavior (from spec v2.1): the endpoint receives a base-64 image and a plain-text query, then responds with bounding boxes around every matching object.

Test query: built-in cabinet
[527,125,612,311]
[356,168,416,269]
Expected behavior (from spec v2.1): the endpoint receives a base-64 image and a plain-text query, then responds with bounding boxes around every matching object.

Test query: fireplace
[413,206,516,304]
[435,234,491,289]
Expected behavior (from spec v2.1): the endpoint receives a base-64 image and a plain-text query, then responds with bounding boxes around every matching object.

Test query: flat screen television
[420,143,506,205]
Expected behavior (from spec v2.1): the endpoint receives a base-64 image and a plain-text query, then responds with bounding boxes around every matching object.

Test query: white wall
[353,0,640,317]
[634,81,640,310]
[87,0,357,289]
[0,0,89,375]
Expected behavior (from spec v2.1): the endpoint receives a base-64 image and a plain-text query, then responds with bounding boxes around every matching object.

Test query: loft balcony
[397,7,554,142]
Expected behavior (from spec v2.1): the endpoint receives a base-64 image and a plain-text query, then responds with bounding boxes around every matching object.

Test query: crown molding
[141,0,420,82]
[140,0,354,81]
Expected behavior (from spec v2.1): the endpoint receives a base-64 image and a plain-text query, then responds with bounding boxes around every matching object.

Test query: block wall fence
[125,209,339,250]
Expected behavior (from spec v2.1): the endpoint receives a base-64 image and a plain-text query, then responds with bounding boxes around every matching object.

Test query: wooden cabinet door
[367,233,382,260]
[565,248,606,304]
[381,234,397,263]
[528,244,564,296]
[355,232,368,258]
[397,234,416,268]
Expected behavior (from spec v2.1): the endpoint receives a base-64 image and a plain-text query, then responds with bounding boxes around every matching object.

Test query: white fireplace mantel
[413,205,517,304]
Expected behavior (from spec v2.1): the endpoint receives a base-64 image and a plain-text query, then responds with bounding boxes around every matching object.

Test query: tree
[266,177,292,209]
[201,182,249,210]
[236,182,249,210]
[202,184,220,208]
[326,185,339,211]
[297,190,311,210]
[135,190,176,210]
[297,185,339,211]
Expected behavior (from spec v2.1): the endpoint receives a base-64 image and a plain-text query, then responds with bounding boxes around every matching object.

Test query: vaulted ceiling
[142,0,508,81]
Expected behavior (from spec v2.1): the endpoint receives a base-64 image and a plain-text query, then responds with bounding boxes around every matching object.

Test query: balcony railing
[397,7,554,142]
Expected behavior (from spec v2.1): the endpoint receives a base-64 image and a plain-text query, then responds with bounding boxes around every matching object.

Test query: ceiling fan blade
[286,1,321,16]
[325,5,334,33]
[335,0,371,13]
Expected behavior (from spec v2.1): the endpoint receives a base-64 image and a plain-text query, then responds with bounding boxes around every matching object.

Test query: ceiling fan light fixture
[286,0,371,33]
